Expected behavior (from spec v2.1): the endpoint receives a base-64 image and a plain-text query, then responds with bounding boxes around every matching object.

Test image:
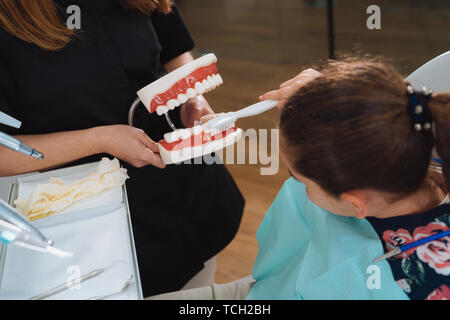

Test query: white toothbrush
[205,100,279,129]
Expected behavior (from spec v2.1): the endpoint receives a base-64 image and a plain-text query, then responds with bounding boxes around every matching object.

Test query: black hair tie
[406,85,433,132]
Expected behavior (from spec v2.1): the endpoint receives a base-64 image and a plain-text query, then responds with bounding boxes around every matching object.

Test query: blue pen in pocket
[374,229,450,263]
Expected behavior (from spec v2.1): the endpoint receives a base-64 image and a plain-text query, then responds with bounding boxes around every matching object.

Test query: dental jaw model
[134,54,243,164]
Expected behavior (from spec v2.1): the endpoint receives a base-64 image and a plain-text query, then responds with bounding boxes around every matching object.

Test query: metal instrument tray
[0,162,143,300]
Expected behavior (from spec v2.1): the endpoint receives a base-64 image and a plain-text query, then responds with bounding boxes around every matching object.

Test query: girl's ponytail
[430,93,450,190]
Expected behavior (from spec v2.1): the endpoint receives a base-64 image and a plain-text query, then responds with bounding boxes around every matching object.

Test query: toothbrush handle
[235,100,279,119]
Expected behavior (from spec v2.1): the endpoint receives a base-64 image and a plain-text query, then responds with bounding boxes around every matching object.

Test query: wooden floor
[177,0,450,283]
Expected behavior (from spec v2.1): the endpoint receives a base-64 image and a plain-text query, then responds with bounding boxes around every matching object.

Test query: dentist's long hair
[0,0,172,51]
[280,58,450,200]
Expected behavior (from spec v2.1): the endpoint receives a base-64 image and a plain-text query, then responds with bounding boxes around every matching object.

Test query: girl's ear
[340,191,369,219]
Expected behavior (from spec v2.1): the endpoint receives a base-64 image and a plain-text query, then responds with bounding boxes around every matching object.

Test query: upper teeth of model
[163,120,235,144]
[155,74,223,116]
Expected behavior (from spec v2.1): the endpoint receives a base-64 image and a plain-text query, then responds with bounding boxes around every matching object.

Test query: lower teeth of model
[163,122,234,143]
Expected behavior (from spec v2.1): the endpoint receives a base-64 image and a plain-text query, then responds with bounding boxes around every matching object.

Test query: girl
[152,58,450,300]
[255,58,450,300]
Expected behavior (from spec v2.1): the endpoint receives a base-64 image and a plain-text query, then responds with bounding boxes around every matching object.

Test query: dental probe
[205,100,279,130]
[373,230,450,263]
[30,262,120,300]
[87,275,134,300]
[30,268,104,300]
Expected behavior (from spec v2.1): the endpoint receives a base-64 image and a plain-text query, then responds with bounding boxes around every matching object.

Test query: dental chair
[406,51,450,160]
[406,51,450,93]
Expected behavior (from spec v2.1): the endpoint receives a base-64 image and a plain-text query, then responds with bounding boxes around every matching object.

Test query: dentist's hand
[259,68,321,109]
[180,95,215,128]
[97,125,165,169]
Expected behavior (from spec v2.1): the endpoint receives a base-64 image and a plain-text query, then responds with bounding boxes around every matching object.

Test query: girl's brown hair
[0,0,172,51]
[280,59,450,199]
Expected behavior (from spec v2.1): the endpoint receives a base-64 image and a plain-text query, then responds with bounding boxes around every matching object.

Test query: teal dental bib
[246,178,409,300]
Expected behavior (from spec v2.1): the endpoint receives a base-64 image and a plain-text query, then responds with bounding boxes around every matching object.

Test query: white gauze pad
[14,158,129,221]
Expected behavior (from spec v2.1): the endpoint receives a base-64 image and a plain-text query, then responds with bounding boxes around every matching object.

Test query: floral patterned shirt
[367,202,450,300]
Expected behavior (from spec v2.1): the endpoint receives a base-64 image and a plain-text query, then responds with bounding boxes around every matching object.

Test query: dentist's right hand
[259,68,321,109]
[98,125,165,169]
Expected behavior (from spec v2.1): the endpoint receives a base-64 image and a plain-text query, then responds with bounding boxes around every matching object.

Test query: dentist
[0,0,244,297]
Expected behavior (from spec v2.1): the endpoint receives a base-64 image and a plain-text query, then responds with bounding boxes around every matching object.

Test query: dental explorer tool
[30,268,104,300]
[30,262,120,300]
[87,275,134,300]
[205,100,279,130]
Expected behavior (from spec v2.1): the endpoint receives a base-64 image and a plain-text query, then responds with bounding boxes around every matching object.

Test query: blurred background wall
[176,0,450,283]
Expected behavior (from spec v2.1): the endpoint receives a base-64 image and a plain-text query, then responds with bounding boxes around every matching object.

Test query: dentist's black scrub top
[0,0,244,296]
